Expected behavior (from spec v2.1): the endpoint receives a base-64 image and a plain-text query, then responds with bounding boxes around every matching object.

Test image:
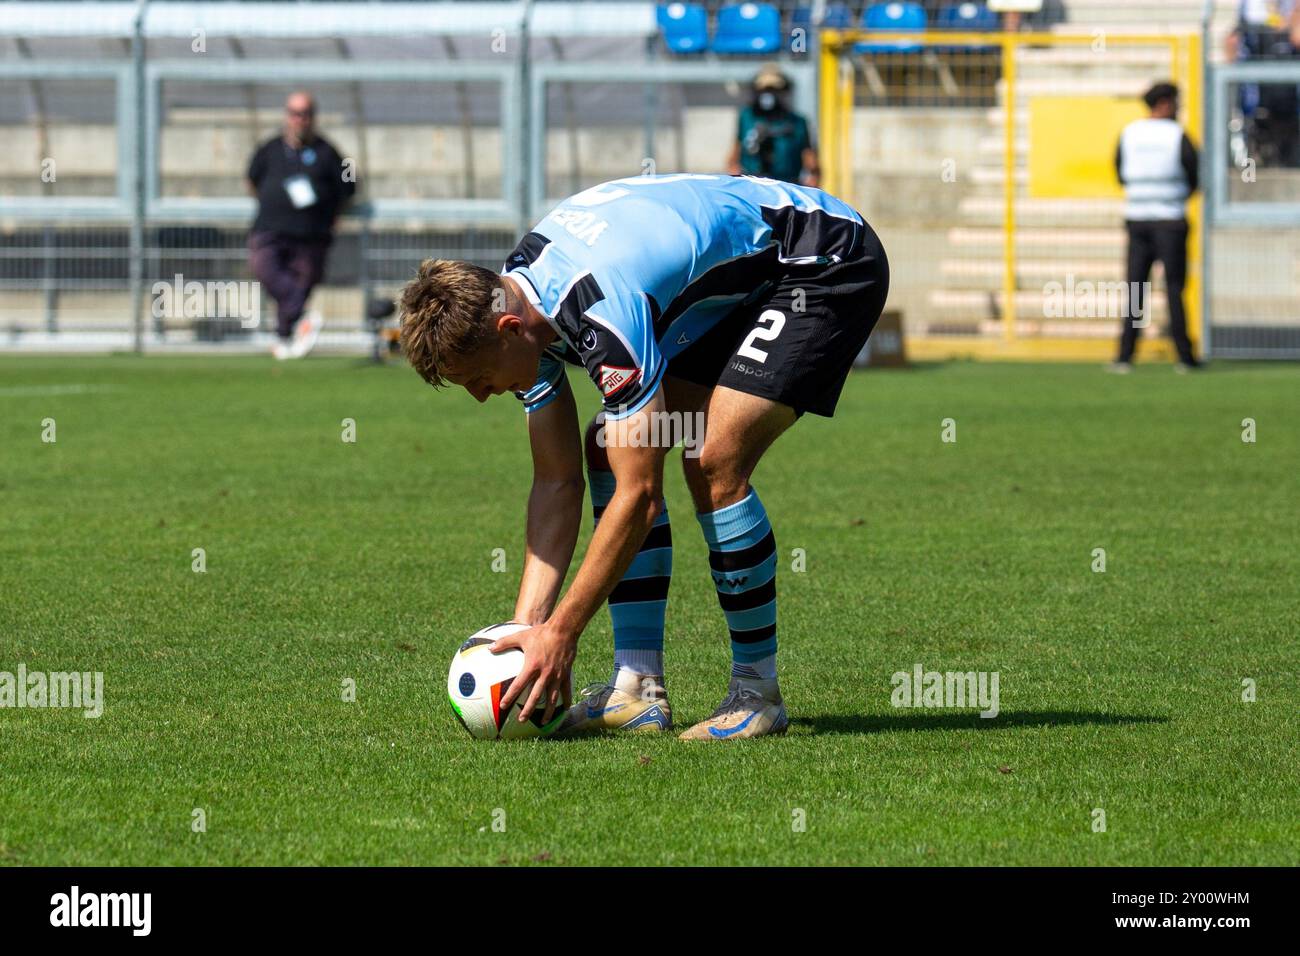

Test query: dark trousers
[248,231,330,338]
[1119,219,1195,365]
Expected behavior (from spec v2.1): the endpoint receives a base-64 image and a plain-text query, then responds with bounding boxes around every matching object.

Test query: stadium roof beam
[0,3,658,39]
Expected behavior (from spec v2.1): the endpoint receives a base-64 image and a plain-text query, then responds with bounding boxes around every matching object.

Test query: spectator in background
[247,91,356,360]
[1225,0,1300,61]
[996,0,1068,32]
[1111,83,1201,373]
[1226,1,1300,167]
[727,65,820,186]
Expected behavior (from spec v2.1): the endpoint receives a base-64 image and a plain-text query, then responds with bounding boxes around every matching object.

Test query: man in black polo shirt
[247,91,356,359]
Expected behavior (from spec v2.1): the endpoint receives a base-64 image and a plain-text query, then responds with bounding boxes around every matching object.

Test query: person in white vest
[1111,82,1202,372]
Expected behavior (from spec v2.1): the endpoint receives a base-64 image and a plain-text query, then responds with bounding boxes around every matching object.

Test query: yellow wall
[1028,96,1147,200]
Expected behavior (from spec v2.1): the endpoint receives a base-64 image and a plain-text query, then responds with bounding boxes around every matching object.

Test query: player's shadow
[795,710,1168,735]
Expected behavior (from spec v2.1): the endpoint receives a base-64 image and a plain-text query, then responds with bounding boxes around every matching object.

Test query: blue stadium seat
[657,3,708,54]
[711,3,782,55]
[786,4,856,51]
[934,3,999,53]
[855,2,927,55]
[936,2,999,31]
[821,4,855,29]
[791,3,854,50]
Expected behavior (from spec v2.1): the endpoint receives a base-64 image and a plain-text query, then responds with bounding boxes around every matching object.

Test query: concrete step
[987,75,1157,112]
[927,288,1169,322]
[948,226,1127,250]
[1014,46,1191,68]
[969,165,1028,186]
[957,196,1127,225]
[940,257,1127,280]
[978,137,1029,157]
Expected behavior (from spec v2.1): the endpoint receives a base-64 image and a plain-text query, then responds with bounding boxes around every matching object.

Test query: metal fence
[1205,59,1300,358]
[3,1,1295,357]
[819,10,1300,361]
[820,29,1210,362]
[0,0,670,351]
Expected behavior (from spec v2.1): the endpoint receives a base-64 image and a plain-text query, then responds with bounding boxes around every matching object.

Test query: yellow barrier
[820,30,1202,362]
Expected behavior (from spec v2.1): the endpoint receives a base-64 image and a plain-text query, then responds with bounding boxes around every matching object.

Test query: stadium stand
[936,2,999,31]
[657,3,709,52]
[711,2,783,53]
[0,1,1294,357]
[855,3,928,55]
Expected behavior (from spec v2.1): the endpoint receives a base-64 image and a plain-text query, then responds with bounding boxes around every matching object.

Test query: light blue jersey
[503,174,865,419]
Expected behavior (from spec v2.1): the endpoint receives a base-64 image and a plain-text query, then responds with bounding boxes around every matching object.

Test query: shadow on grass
[796,710,1169,735]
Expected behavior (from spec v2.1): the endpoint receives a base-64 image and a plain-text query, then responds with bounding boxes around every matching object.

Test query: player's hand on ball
[490,622,575,725]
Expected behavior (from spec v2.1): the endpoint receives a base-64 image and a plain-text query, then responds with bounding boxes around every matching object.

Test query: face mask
[756,92,779,112]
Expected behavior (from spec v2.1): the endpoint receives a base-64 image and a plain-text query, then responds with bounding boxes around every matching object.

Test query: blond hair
[398,259,505,387]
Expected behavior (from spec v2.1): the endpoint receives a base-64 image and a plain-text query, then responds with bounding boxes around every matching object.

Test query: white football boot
[286,309,324,359]
[679,676,788,741]
[554,669,672,736]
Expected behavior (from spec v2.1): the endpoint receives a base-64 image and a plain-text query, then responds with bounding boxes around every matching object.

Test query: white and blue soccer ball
[446,622,566,740]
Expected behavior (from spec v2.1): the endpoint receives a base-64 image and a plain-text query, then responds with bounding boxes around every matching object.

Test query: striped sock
[589,469,670,681]
[696,488,778,676]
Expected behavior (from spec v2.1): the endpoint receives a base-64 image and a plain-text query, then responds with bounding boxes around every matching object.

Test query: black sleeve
[247,141,267,185]
[1115,138,1124,186]
[1181,133,1199,194]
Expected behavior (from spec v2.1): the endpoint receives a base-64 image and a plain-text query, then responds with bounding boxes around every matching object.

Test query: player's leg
[678,387,795,740]
[673,220,888,740]
[554,410,678,734]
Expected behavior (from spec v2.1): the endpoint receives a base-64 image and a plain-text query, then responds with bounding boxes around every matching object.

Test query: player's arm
[548,385,668,640]
[498,384,670,722]
[513,377,585,626]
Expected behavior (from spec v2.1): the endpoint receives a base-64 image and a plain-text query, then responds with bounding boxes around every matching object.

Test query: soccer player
[400,174,888,740]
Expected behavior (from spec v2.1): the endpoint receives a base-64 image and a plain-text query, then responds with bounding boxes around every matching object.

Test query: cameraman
[727,65,820,186]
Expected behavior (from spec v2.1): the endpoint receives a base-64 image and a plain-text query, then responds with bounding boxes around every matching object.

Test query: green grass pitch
[1,355,1296,866]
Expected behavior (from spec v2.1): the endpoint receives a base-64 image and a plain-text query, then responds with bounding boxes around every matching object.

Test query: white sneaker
[286,309,324,359]
[554,670,673,736]
[272,339,291,361]
[679,676,788,741]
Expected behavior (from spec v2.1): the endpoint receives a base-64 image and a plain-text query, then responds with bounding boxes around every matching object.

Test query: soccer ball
[446,623,566,740]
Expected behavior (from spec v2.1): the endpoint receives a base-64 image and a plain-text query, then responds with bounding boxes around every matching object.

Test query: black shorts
[666,220,889,418]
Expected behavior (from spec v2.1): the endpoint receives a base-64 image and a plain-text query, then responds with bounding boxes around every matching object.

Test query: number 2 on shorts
[736,309,786,363]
